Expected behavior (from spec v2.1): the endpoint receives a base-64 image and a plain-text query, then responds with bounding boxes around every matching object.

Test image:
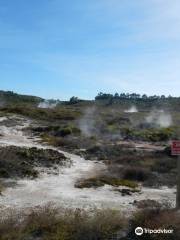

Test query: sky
[0,0,180,100]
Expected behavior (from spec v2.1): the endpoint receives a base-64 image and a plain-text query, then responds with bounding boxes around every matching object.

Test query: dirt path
[116,140,165,151]
[0,116,176,212]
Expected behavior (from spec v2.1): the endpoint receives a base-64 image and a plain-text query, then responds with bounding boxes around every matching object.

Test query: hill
[0,90,43,107]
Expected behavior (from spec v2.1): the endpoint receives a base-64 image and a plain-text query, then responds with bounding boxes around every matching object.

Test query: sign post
[171,140,180,209]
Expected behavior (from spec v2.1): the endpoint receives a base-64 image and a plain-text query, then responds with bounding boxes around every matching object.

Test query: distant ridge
[0,90,43,105]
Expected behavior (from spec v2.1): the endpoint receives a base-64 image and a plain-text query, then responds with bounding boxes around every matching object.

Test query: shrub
[151,157,177,173]
[58,127,72,137]
[120,127,174,142]
[41,133,78,149]
[75,178,105,188]
[71,126,81,135]
[122,167,150,182]
[128,208,180,240]
[0,146,67,179]
[1,106,81,121]
[75,176,138,189]
[0,168,9,178]
[0,206,127,240]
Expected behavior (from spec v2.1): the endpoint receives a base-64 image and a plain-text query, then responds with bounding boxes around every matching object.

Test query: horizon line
[0,89,179,101]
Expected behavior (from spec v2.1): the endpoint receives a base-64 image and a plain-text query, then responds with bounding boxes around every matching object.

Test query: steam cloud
[124,106,138,113]
[38,100,58,109]
[146,110,172,128]
[78,107,97,137]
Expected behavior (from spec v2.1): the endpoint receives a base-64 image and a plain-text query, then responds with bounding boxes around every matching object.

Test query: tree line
[95,92,177,101]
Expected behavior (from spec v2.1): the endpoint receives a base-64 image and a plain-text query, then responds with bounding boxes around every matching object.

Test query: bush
[122,167,150,182]
[0,168,9,178]
[128,208,180,240]
[1,106,81,121]
[75,178,105,188]
[0,146,67,179]
[75,176,138,189]
[41,133,79,149]
[151,157,177,173]
[58,127,73,137]
[120,127,174,142]
[0,206,127,240]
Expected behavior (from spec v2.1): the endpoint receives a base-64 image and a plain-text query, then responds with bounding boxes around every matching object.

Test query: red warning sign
[171,140,180,155]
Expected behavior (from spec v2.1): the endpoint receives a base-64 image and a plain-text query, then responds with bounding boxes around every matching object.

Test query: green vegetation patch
[40,133,79,150]
[121,127,175,142]
[75,176,138,189]
[0,206,126,240]
[33,124,81,138]
[0,146,68,179]
[0,106,81,121]
[0,203,179,240]
[129,207,180,239]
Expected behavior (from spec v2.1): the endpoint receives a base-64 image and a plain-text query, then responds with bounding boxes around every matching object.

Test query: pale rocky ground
[0,116,176,213]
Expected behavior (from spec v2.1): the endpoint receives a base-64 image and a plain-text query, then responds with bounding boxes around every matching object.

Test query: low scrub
[0,106,81,121]
[121,127,175,142]
[0,146,68,179]
[0,205,126,240]
[122,166,151,182]
[75,176,138,189]
[41,133,79,149]
[34,125,81,138]
[151,157,177,173]
[0,204,179,240]
[128,208,180,239]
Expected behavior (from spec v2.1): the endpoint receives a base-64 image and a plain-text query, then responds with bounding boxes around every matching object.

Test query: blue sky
[0,0,180,100]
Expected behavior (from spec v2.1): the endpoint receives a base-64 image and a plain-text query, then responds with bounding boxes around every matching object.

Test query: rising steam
[124,106,138,113]
[38,100,58,109]
[146,110,172,128]
[78,107,97,137]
